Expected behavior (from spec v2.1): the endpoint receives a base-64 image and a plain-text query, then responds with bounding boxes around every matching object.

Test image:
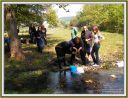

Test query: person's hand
[85,39,88,42]
[77,47,82,53]
[86,38,91,42]
[72,47,77,54]
[73,47,77,51]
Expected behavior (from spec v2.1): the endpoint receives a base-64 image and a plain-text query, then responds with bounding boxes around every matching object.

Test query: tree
[75,4,124,33]
[4,4,68,60]
[47,7,59,27]
[5,4,25,60]
[70,16,79,27]
[4,4,51,60]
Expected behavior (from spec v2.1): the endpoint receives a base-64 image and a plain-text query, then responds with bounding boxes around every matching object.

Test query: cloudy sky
[53,4,84,18]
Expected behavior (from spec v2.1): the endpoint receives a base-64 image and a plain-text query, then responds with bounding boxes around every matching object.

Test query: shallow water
[5,68,124,94]
[47,70,124,94]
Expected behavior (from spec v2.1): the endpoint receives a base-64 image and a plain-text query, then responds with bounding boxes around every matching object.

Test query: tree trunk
[5,5,25,61]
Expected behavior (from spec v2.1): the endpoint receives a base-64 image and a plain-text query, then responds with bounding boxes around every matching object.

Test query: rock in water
[116,61,124,67]
[110,74,117,79]
[77,67,85,73]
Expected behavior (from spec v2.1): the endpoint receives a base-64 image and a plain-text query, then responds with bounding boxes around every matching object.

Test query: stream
[5,67,124,94]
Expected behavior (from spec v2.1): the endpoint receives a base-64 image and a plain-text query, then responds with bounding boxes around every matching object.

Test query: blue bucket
[70,65,77,73]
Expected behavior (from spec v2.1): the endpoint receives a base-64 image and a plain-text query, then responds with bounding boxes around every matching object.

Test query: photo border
[1,1,127,98]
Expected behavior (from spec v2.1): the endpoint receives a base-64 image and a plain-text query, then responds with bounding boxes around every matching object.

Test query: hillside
[59,16,73,24]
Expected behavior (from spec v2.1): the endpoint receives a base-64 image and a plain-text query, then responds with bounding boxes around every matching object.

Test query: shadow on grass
[4,50,58,94]
[4,71,53,94]
[4,36,64,94]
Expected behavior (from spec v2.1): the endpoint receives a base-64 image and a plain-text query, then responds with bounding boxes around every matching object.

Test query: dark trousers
[37,46,43,53]
[91,43,100,65]
[70,49,86,65]
[6,43,10,52]
[37,38,44,53]
[55,46,66,69]
[44,37,47,45]
[30,32,35,43]
[84,43,91,56]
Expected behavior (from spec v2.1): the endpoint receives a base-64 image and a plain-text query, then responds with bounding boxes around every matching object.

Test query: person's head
[70,24,76,29]
[41,25,45,29]
[38,26,42,31]
[92,26,99,34]
[74,37,81,44]
[83,26,88,31]
[4,33,8,38]
[73,60,78,66]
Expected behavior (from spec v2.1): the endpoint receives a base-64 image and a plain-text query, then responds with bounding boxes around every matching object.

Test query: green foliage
[60,17,72,28]
[4,4,69,30]
[74,4,124,33]
[70,16,79,26]
[47,8,59,27]
[4,4,51,29]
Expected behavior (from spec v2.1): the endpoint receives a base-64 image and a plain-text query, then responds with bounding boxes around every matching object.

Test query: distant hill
[59,16,73,21]
[59,16,73,24]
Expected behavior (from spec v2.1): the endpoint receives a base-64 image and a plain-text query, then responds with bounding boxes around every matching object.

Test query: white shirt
[94,33,104,43]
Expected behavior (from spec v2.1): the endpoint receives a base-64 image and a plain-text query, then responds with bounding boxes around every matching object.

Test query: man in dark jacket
[29,24,36,43]
[81,26,92,62]
[55,37,86,69]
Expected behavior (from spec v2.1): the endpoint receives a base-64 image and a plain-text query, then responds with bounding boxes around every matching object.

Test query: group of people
[55,25,104,69]
[4,23,104,69]
[29,24,47,53]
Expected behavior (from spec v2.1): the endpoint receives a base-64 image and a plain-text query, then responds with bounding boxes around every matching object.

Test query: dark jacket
[56,39,82,53]
[81,30,92,45]
[36,30,45,38]
[29,26,36,34]
[42,28,47,38]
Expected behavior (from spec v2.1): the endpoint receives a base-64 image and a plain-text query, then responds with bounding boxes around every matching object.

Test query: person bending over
[55,37,86,69]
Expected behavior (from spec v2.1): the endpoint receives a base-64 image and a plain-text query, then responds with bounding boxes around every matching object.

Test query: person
[36,26,45,53]
[4,34,10,52]
[91,26,104,66]
[55,37,86,69]
[71,25,78,39]
[29,24,36,43]
[81,26,92,62]
[17,27,20,34]
[41,25,47,45]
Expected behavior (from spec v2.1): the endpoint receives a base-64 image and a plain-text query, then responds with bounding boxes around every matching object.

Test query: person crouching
[55,37,86,69]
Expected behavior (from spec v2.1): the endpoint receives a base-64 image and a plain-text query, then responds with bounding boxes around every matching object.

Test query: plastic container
[70,65,77,73]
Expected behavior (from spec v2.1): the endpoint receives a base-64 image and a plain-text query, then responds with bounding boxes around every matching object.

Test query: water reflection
[48,70,102,94]
[5,69,124,94]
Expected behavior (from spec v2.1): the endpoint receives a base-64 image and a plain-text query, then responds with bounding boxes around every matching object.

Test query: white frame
[2,2,126,96]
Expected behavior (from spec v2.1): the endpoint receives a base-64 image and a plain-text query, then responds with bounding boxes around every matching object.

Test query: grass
[4,27,124,94]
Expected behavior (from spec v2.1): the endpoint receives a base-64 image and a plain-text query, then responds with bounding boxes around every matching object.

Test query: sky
[53,4,84,18]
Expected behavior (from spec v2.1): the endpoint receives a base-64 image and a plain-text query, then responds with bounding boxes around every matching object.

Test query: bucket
[70,65,77,73]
